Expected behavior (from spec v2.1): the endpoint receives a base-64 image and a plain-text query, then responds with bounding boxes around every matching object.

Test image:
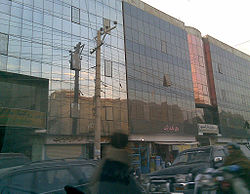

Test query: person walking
[91,132,143,194]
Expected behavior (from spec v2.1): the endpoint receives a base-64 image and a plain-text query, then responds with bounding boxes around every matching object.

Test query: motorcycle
[194,165,249,194]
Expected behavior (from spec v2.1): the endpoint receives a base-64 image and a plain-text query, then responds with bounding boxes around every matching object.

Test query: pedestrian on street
[91,132,142,194]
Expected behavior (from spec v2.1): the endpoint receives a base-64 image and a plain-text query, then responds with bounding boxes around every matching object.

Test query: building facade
[0,0,128,160]
[123,1,198,172]
[186,27,220,145]
[0,0,249,172]
[203,36,250,143]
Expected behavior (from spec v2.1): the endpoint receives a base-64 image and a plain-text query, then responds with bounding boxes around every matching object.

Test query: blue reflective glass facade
[123,2,196,136]
[0,0,128,158]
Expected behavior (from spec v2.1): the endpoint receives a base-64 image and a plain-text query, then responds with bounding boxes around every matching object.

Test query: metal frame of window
[0,32,9,55]
[71,6,80,24]
[161,40,167,53]
[103,18,111,34]
[218,63,223,74]
[104,59,112,77]
[105,106,113,121]
[163,73,171,87]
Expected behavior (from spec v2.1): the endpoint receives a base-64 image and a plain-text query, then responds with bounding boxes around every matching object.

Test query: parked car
[0,158,97,194]
[0,153,30,169]
[142,146,228,194]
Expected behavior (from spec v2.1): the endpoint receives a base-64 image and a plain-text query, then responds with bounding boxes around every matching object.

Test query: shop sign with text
[0,107,46,129]
[163,124,180,133]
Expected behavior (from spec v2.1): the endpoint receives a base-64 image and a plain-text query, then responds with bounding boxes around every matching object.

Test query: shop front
[44,135,93,160]
[0,107,47,161]
[129,135,198,174]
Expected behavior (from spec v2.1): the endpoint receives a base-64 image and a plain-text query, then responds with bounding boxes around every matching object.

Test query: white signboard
[198,124,219,135]
[46,136,88,145]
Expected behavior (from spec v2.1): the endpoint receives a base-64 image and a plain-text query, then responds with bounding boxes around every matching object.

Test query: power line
[234,40,250,46]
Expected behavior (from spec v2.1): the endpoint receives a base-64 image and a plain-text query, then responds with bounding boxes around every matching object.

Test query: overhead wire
[234,40,250,47]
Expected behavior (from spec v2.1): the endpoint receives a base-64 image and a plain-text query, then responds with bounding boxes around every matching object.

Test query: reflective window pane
[0,32,9,55]
[71,6,80,24]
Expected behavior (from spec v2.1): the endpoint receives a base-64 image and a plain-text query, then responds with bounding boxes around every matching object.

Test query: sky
[141,0,250,55]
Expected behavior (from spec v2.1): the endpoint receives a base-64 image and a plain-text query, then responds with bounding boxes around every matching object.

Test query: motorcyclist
[223,142,250,193]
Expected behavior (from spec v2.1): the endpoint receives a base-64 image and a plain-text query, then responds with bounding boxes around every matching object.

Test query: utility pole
[91,21,117,159]
[70,42,84,135]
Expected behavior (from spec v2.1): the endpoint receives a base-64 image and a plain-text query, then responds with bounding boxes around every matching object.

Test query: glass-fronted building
[123,2,196,137]
[203,35,250,141]
[0,0,249,171]
[0,0,128,160]
[186,27,220,144]
[123,1,197,172]
[187,27,211,106]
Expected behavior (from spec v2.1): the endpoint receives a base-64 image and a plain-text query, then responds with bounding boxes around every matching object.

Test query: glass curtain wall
[187,33,210,105]
[123,2,196,136]
[0,0,128,154]
[204,38,250,138]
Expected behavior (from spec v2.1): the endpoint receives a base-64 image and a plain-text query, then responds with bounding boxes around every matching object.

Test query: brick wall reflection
[48,90,128,136]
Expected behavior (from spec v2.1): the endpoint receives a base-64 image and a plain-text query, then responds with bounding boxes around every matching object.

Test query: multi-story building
[203,35,250,144]
[0,0,249,172]
[186,28,250,145]
[0,0,128,160]
[186,27,220,145]
[123,1,197,172]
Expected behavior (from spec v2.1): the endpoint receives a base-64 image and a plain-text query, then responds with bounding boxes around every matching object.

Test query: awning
[217,137,248,144]
[155,141,199,145]
[129,134,196,143]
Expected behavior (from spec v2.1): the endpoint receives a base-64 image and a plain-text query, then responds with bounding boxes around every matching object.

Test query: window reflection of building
[49,90,128,136]
[0,71,48,159]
